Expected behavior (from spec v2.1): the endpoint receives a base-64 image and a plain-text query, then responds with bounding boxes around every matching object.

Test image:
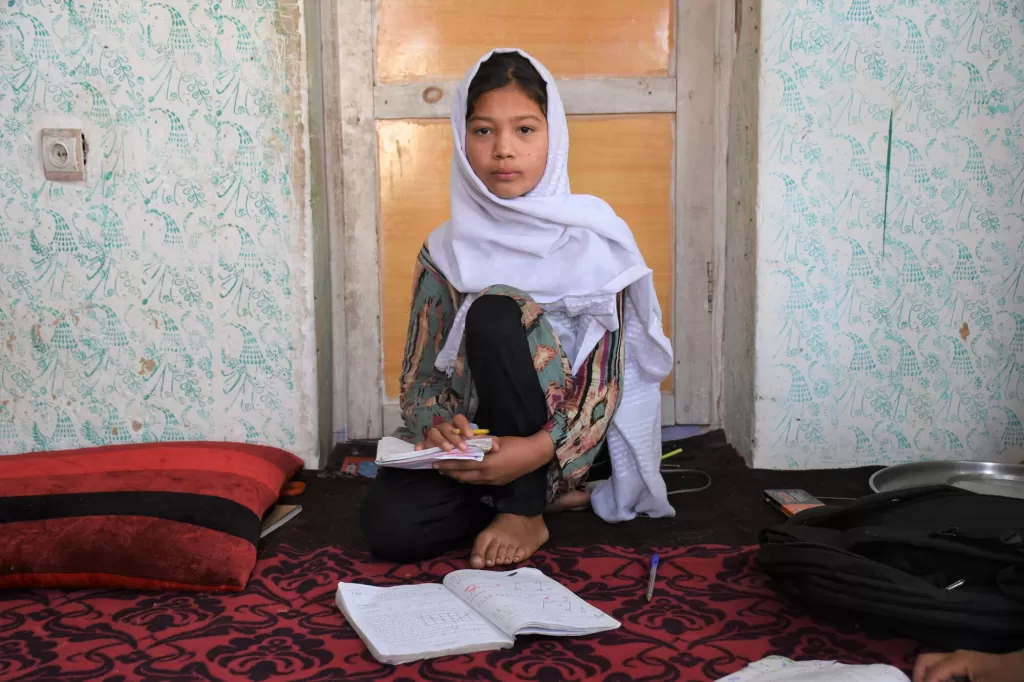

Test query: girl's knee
[476,285,532,301]
[466,291,529,339]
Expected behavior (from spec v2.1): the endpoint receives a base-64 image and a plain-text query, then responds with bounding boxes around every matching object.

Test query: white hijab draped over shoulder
[427,49,675,522]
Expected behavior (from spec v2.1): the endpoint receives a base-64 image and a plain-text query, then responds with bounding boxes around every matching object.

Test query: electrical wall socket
[41,128,86,182]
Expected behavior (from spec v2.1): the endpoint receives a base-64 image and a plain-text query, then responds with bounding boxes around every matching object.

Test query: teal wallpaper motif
[756,0,1024,467]
[0,0,315,462]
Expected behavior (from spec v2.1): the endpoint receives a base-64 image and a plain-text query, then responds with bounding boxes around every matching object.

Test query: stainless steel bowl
[869,460,1024,499]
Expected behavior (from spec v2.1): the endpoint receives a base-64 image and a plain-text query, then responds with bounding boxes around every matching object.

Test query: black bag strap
[927,527,1024,555]
[790,485,980,526]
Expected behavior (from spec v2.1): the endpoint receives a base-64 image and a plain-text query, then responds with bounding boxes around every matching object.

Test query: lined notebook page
[335,583,512,664]
[443,568,620,636]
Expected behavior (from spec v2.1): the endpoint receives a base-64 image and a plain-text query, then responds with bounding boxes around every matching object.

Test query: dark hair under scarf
[466,51,548,120]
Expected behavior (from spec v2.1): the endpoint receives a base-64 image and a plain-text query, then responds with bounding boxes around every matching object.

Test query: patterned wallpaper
[753,0,1024,467]
[0,0,317,464]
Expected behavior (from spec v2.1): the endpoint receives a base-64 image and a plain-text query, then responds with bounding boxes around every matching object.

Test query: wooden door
[324,0,732,440]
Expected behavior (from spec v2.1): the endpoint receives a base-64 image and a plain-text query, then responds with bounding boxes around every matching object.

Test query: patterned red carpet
[0,545,921,681]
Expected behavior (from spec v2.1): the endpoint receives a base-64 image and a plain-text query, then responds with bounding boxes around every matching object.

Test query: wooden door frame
[302,0,334,466]
[320,0,735,442]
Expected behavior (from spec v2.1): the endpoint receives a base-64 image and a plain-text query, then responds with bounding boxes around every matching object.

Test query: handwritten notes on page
[335,583,512,665]
[443,567,620,637]
[337,568,617,665]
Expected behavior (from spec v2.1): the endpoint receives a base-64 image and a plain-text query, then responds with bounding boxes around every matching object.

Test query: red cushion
[0,442,303,592]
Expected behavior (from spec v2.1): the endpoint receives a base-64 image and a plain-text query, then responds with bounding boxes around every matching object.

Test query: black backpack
[757,485,1024,653]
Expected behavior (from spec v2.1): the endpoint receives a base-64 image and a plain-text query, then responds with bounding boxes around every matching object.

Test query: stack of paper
[375,436,492,470]
[715,657,910,682]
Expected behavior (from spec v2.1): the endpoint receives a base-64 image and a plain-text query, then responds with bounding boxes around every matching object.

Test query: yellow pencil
[661,448,683,460]
[453,428,489,436]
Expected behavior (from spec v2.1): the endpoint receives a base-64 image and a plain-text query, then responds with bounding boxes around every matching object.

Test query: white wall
[0,1,319,466]
[741,0,1024,468]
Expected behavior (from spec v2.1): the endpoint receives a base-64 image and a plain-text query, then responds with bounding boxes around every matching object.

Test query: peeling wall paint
[749,0,1024,468]
[0,0,318,466]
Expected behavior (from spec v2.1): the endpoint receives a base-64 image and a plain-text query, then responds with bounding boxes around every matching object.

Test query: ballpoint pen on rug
[646,553,659,602]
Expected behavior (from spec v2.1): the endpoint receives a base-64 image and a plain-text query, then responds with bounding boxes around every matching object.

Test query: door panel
[376,0,674,83]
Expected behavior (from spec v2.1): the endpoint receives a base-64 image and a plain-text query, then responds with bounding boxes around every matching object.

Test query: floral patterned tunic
[395,247,626,500]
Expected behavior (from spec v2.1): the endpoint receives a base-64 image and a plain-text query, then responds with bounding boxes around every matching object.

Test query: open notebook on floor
[335,567,620,664]
[374,436,492,470]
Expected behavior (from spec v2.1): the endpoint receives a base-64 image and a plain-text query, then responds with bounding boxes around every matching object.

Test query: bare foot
[546,489,592,513]
[470,514,549,569]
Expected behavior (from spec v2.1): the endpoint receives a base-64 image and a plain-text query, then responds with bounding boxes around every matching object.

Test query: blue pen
[646,553,659,602]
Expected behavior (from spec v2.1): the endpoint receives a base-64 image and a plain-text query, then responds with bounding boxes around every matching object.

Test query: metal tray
[869,461,1024,499]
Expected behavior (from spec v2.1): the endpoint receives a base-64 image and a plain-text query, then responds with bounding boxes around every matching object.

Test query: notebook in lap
[374,436,492,470]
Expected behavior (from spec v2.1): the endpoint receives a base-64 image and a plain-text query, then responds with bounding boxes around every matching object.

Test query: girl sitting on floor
[361,49,675,568]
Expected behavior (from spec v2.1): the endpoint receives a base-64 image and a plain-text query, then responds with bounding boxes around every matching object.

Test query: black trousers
[360,295,551,563]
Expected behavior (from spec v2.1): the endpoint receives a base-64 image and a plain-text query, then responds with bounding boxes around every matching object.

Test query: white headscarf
[427,49,675,521]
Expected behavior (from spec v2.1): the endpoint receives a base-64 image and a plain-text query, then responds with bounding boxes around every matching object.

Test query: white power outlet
[41,128,86,181]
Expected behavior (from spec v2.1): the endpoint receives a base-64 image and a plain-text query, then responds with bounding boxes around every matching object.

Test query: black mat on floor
[263,430,881,554]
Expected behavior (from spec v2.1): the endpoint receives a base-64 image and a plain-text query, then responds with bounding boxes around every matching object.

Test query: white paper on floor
[715,657,910,682]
